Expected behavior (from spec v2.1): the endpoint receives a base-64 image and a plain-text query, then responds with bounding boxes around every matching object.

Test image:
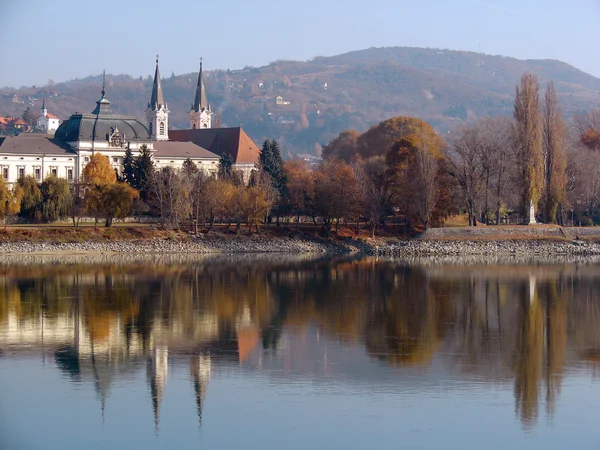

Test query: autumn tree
[514,73,543,223]
[17,175,41,220]
[83,153,117,185]
[0,179,23,229]
[83,153,117,227]
[241,186,271,234]
[542,82,567,224]
[575,109,600,151]
[359,117,441,160]
[101,183,140,227]
[386,132,445,230]
[322,129,360,161]
[283,159,315,231]
[314,159,362,235]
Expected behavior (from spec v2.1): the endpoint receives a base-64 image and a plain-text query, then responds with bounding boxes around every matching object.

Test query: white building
[35,99,60,133]
[0,58,260,185]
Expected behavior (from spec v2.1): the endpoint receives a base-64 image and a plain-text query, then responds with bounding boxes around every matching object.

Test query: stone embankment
[1,226,600,256]
[0,235,349,255]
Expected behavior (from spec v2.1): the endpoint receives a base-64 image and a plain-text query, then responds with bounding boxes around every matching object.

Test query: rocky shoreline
[0,233,599,256]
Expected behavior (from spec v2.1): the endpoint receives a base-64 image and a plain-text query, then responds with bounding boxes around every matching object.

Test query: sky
[1,0,600,88]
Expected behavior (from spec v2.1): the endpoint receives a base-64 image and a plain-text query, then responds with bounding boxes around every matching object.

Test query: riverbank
[1,225,600,256]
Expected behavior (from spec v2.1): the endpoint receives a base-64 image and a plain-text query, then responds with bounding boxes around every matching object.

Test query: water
[1,254,600,449]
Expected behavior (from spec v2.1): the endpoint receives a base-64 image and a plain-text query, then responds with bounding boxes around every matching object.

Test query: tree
[354,157,390,236]
[39,176,71,222]
[149,167,190,229]
[241,186,271,234]
[386,133,444,230]
[514,73,543,223]
[182,158,199,177]
[82,153,117,185]
[22,107,36,129]
[133,145,155,200]
[218,153,234,180]
[0,179,22,229]
[283,159,315,231]
[100,183,140,227]
[122,145,136,186]
[322,129,360,161]
[359,116,443,160]
[260,139,285,192]
[575,109,600,152]
[17,175,41,220]
[448,117,514,226]
[542,82,567,224]
[314,159,362,235]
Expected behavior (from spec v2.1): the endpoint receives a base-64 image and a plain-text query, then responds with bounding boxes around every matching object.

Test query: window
[159,122,165,135]
[67,168,73,181]
[203,123,208,128]
[84,156,90,162]
[34,167,41,181]
[192,123,196,129]
[113,157,118,163]
[18,167,24,179]
[149,122,153,135]
[50,167,57,177]
[2,167,7,180]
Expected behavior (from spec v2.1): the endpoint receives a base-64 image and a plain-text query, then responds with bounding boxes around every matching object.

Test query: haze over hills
[1,46,599,157]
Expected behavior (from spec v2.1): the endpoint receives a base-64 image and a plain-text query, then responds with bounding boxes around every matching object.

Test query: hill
[2,46,599,157]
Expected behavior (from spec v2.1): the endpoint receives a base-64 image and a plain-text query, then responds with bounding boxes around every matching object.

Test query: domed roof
[55,87,150,144]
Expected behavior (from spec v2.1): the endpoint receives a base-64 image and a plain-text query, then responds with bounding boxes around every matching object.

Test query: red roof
[46,112,59,119]
[169,127,260,165]
[12,118,27,126]
[0,117,11,125]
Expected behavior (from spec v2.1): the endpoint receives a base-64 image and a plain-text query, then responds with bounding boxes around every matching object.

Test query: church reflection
[1,257,600,430]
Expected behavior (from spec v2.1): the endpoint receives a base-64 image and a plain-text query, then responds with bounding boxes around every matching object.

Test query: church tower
[41,98,47,117]
[146,56,169,141]
[189,59,212,129]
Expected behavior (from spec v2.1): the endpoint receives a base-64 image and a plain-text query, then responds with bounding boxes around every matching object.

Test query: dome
[55,90,150,144]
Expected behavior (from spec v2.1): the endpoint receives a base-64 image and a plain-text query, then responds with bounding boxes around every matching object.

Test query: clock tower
[146,55,169,141]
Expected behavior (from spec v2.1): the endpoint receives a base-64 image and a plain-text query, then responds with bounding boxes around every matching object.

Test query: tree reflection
[0,258,595,431]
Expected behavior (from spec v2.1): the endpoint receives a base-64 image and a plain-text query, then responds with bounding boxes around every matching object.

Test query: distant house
[275,96,290,106]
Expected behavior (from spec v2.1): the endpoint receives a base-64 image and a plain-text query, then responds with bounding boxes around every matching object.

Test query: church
[0,58,261,184]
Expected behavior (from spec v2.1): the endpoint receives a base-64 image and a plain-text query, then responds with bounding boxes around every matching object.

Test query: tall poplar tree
[514,73,543,223]
[542,82,567,224]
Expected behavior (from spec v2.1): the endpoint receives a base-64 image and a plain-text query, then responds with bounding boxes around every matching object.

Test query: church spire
[149,55,165,110]
[189,58,213,129]
[41,97,47,117]
[92,70,111,115]
[146,55,169,140]
[192,58,208,112]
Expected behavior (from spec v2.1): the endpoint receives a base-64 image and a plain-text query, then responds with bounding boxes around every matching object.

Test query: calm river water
[1,254,600,449]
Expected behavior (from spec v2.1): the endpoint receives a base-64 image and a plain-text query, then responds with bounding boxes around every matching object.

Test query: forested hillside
[2,46,599,156]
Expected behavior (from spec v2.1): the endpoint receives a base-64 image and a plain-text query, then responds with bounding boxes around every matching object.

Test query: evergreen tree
[133,145,155,200]
[122,144,136,186]
[260,139,287,194]
[182,158,199,177]
[218,153,234,180]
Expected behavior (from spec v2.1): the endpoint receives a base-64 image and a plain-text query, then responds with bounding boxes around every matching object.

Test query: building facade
[35,99,60,133]
[0,58,260,185]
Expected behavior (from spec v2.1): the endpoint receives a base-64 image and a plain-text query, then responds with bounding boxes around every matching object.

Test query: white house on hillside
[35,99,60,133]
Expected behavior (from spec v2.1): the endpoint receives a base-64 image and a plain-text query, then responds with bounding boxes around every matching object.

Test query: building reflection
[0,258,599,430]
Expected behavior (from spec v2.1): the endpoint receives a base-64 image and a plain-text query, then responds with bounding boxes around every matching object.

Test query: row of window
[1,166,73,181]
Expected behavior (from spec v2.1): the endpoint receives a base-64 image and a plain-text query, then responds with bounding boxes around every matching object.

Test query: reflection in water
[1,256,600,443]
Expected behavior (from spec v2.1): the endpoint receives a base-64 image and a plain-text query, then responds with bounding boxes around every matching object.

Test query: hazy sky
[1,0,599,88]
